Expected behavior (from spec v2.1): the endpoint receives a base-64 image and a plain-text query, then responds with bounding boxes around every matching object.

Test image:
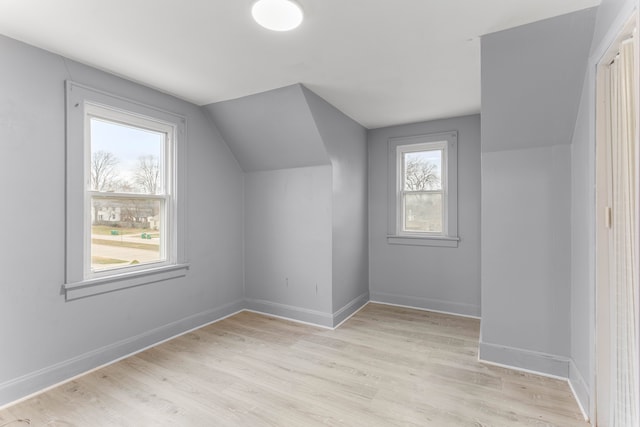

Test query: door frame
[594,11,639,426]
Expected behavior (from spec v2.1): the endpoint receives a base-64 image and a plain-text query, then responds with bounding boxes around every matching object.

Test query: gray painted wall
[480,9,597,377]
[367,115,481,317]
[0,35,245,406]
[301,87,369,320]
[481,8,598,154]
[204,85,330,172]
[570,0,637,417]
[209,84,368,327]
[570,72,597,419]
[481,145,572,370]
[244,165,334,324]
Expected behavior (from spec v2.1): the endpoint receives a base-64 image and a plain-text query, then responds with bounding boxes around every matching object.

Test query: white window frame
[64,81,188,300]
[396,140,448,236]
[387,131,459,247]
[84,104,174,278]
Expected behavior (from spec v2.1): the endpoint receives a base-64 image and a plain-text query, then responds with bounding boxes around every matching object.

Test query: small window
[387,132,459,247]
[64,82,188,299]
[398,141,446,234]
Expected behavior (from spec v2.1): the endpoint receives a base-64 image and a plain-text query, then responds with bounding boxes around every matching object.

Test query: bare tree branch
[134,155,160,194]
[405,158,440,191]
[91,150,119,191]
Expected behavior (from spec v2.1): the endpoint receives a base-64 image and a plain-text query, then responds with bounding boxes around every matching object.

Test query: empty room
[0,0,638,426]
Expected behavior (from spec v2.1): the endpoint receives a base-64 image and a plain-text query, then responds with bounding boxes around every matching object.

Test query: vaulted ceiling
[0,0,600,128]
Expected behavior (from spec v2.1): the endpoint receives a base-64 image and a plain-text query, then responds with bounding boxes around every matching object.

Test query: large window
[387,132,459,247]
[88,104,172,275]
[64,82,187,300]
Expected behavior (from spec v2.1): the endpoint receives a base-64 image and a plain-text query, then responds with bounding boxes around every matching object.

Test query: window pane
[90,118,165,194]
[91,196,164,271]
[403,150,442,191]
[404,193,442,233]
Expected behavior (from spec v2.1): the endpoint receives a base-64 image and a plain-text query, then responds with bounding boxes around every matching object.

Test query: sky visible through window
[90,118,163,186]
[404,150,441,175]
[405,149,440,165]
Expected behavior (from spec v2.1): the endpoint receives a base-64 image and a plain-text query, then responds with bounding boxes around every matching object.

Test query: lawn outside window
[387,131,459,247]
[64,82,188,300]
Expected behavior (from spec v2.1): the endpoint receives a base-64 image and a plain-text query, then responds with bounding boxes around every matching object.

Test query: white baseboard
[478,341,570,379]
[0,299,246,410]
[245,298,334,328]
[245,292,370,329]
[478,351,590,423]
[370,291,481,318]
[332,292,370,327]
[568,359,591,422]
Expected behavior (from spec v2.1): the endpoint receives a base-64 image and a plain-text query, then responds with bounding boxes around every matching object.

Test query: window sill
[387,235,459,247]
[63,263,190,301]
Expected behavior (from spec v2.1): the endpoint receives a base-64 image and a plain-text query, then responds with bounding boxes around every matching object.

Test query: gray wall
[302,87,369,322]
[570,0,637,417]
[569,73,594,418]
[204,85,330,172]
[244,165,334,325]
[0,35,245,406]
[480,8,597,377]
[207,84,368,327]
[367,115,481,317]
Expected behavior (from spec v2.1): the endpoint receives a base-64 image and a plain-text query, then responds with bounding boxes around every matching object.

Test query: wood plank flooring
[0,303,588,426]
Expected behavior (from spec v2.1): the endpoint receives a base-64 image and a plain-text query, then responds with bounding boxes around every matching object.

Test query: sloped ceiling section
[301,85,367,161]
[480,7,598,152]
[203,84,329,172]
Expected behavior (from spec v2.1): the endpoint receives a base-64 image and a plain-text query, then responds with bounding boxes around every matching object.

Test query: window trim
[387,131,459,248]
[64,81,188,300]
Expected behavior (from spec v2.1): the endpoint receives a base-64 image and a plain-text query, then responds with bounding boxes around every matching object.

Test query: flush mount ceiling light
[252,0,303,31]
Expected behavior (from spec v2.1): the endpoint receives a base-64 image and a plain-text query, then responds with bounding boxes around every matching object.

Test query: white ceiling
[0,0,600,129]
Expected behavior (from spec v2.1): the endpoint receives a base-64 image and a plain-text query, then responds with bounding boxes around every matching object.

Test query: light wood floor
[0,303,588,426]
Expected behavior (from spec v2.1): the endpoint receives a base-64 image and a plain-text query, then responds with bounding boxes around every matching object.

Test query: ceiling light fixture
[252,0,303,32]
